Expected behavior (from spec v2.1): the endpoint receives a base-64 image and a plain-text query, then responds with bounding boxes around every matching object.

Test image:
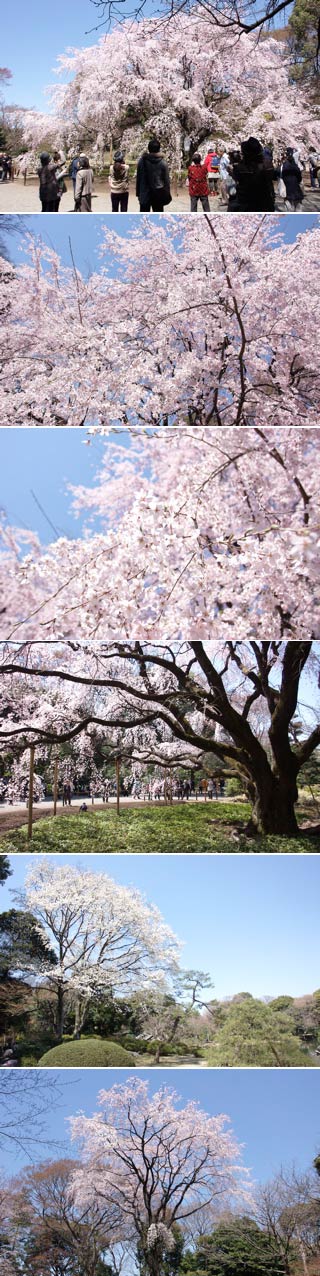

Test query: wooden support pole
[116,757,120,816]
[53,757,59,817]
[27,744,35,841]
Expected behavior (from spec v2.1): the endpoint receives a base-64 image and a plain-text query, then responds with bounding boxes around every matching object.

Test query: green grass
[1,803,319,853]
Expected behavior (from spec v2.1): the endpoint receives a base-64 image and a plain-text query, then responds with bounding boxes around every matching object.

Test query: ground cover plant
[0,804,319,854]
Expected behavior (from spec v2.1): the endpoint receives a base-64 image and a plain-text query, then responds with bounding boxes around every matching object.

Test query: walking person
[74,155,94,211]
[109,149,130,211]
[136,138,172,212]
[187,153,210,211]
[281,147,304,210]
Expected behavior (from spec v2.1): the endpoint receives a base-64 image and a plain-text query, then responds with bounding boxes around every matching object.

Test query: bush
[225,777,243,796]
[116,1034,203,1058]
[38,1037,136,1067]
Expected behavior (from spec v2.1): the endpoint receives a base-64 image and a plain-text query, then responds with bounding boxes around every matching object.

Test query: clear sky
[0,428,107,542]
[2,0,155,112]
[1,213,318,544]
[2,853,320,1001]
[1,1066,319,1183]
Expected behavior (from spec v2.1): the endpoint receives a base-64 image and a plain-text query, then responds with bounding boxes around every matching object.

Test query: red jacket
[188,163,209,196]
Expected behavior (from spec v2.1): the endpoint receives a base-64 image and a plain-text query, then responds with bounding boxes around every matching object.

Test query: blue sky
[6,214,317,273]
[1,1067,319,1182]
[0,429,106,542]
[2,853,320,1001]
[1,213,318,544]
[2,0,155,111]
[2,0,292,112]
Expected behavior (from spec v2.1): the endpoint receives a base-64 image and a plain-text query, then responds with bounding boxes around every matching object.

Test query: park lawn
[1,802,319,853]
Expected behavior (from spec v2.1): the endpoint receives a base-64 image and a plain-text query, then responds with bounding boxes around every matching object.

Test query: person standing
[230,137,278,212]
[203,145,220,195]
[37,152,62,212]
[281,148,304,210]
[70,153,80,199]
[52,151,68,210]
[187,153,210,211]
[109,149,130,211]
[308,147,320,189]
[136,138,172,212]
[74,155,94,211]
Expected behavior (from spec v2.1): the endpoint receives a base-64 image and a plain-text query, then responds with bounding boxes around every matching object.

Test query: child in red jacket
[187,154,210,211]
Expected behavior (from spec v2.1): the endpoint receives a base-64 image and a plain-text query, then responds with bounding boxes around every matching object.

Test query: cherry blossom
[0,426,319,638]
[1,217,320,431]
[69,1077,252,1276]
[20,13,320,159]
[17,860,182,1037]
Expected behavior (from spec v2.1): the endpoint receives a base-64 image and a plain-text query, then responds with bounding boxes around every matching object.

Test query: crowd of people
[3,136,319,211]
[187,138,320,211]
[130,776,227,801]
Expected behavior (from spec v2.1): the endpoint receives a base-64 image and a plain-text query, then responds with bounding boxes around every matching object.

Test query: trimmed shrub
[38,1037,136,1067]
[116,1034,203,1058]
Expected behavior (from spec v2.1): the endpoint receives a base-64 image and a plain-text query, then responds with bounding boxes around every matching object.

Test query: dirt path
[1,178,319,215]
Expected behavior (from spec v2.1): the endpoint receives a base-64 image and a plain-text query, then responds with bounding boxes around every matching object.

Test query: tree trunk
[72,995,90,1038]
[56,982,65,1040]
[27,744,35,841]
[144,1251,164,1276]
[248,772,299,836]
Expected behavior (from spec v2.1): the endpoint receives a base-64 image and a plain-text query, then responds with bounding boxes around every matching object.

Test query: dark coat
[231,159,279,212]
[281,159,304,203]
[136,152,170,203]
[37,161,60,201]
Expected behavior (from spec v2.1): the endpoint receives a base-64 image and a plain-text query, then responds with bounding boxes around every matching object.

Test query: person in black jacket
[37,152,62,212]
[229,136,279,212]
[136,138,172,212]
[281,148,304,210]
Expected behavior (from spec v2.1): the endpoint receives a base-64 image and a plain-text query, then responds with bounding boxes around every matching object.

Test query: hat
[241,137,263,160]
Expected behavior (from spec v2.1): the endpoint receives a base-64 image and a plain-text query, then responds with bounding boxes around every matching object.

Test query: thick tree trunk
[249,772,299,836]
[72,996,89,1038]
[144,1252,164,1276]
